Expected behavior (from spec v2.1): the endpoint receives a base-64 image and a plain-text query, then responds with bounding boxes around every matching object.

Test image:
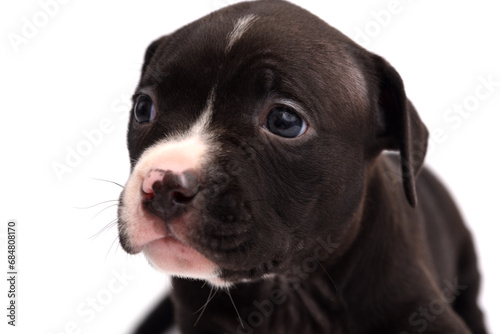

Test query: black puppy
[117,1,487,333]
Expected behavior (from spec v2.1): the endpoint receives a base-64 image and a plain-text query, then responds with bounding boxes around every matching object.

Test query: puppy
[117,1,487,333]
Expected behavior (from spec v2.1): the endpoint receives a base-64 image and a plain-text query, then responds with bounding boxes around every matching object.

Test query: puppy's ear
[372,55,429,207]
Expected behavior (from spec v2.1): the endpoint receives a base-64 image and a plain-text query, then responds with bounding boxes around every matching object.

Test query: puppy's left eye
[134,95,156,124]
[265,106,307,138]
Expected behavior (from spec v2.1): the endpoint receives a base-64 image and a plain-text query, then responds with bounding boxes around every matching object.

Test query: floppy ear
[372,55,429,207]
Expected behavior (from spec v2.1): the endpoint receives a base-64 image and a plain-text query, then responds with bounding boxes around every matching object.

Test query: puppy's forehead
[144,2,362,76]
[226,14,258,53]
[140,1,368,129]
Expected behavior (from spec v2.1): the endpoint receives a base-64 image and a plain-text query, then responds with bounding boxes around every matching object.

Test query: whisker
[92,178,124,189]
[226,288,245,329]
[316,260,338,295]
[90,218,118,240]
[113,237,122,256]
[91,204,119,220]
[193,286,216,315]
[193,286,217,327]
[106,235,120,260]
[74,199,119,210]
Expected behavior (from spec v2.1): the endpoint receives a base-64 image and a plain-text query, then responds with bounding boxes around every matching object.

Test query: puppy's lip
[140,217,187,252]
[130,211,185,253]
[143,234,190,257]
[143,234,211,267]
[140,230,172,251]
[124,207,170,254]
[142,217,219,279]
[125,208,219,278]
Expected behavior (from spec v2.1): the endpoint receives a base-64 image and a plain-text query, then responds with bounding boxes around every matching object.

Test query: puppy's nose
[142,169,200,218]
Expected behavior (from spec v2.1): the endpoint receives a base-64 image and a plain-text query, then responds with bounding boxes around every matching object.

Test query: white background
[1,0,499,333]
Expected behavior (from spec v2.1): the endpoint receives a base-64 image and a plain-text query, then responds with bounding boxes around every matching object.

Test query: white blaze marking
[120,89,219,281]
[124,91,215,192]
[226,14,258,53]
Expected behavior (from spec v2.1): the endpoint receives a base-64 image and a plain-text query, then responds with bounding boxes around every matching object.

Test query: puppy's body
[117,1,486,333]
[159,158,484,334]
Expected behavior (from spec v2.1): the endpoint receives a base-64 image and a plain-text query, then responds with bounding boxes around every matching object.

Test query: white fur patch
[226,14,258,53]
[120,89,220,281]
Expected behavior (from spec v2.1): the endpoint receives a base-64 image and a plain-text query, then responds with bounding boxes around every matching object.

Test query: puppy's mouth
[119,203,221,281]
[143,234,219,281]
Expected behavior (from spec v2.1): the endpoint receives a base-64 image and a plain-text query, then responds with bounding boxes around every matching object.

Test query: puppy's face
[118,2,391,286]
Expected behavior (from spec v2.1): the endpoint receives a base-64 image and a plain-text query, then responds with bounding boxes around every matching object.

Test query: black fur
[119,1,487,333]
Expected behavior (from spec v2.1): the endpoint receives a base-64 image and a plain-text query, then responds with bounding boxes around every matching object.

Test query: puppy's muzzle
[142,169,201,221]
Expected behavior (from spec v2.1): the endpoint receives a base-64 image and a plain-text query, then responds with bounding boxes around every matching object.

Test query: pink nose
[142,169,167,196]
[142,169,200,212]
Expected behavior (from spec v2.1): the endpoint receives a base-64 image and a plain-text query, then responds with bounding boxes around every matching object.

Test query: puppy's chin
[144,239,274,288]
[143,235,221,282]
[143,237,275,288]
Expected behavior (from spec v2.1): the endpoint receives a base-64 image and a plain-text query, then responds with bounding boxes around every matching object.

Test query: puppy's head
[117,0,428,286]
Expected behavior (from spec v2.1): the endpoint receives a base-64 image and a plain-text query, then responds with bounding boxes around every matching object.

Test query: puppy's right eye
[134,95,156,124]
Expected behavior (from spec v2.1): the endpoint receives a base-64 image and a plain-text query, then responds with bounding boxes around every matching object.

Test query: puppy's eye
[134,95,156,124]
[265,106,307,138]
